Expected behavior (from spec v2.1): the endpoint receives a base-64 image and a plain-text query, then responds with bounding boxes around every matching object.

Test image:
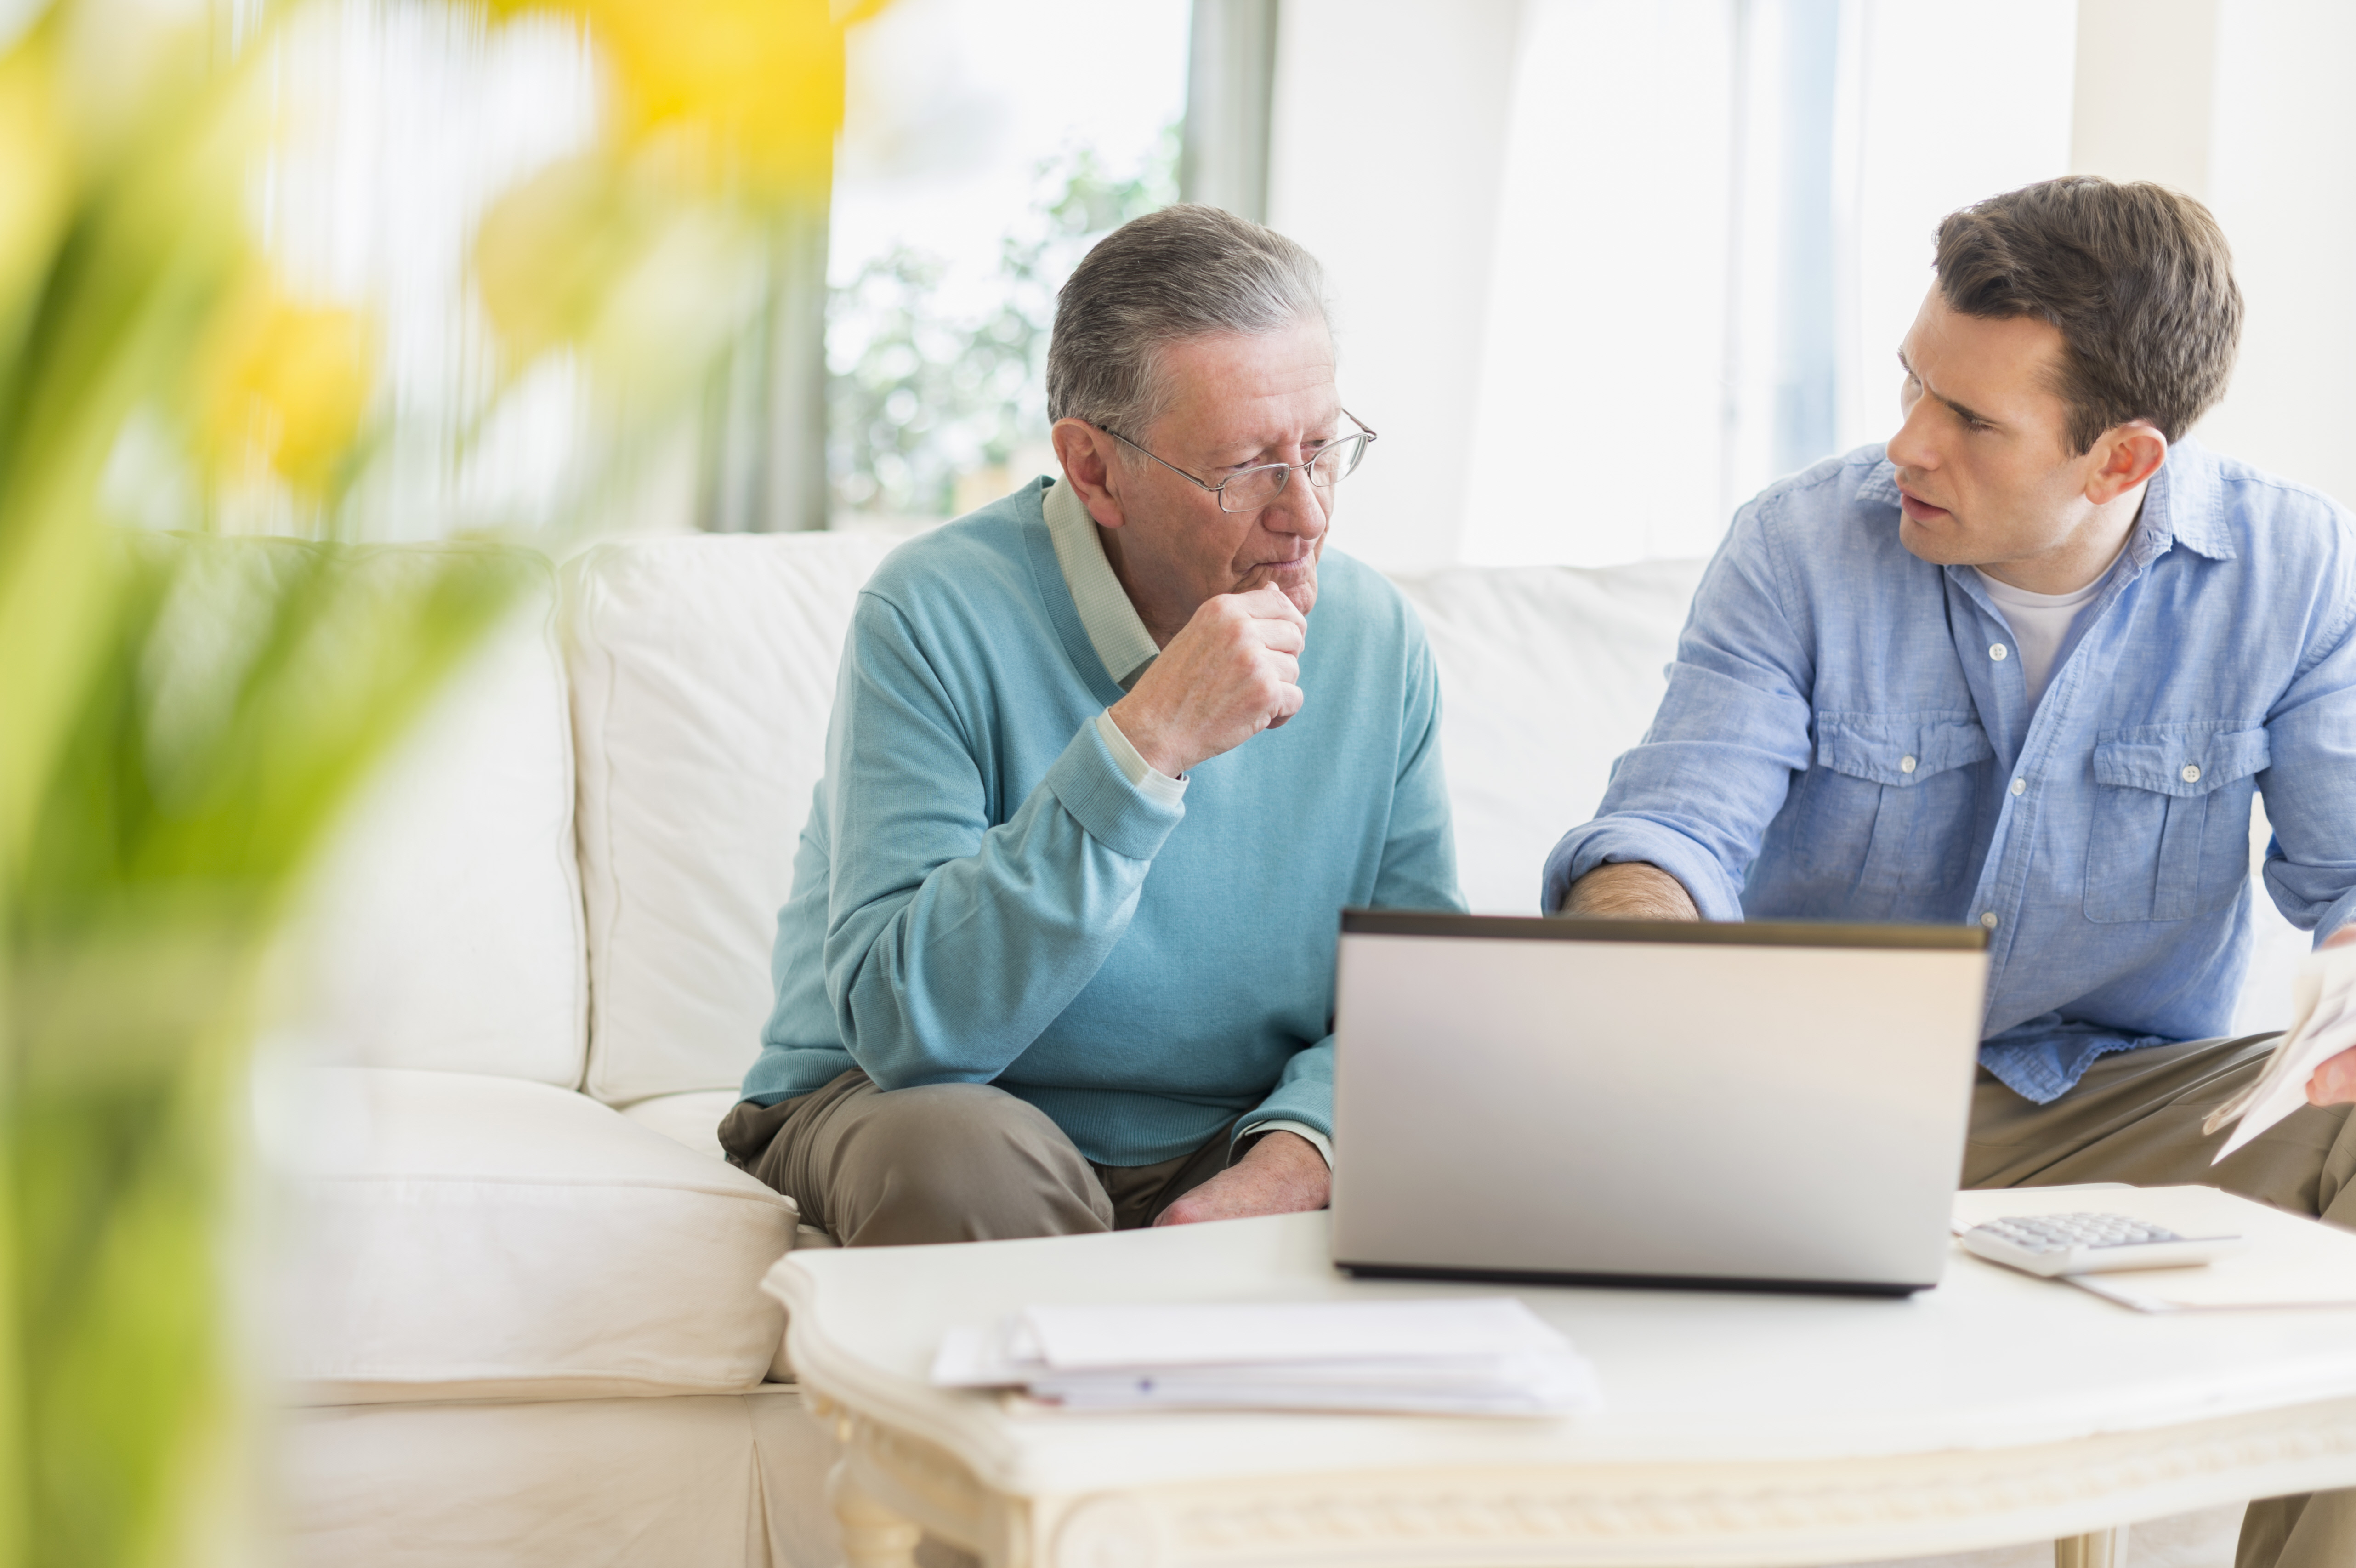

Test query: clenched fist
[1107,585,1306,778]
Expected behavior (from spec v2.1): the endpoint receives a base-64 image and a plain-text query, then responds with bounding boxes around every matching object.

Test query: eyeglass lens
[1216,434,1371,511]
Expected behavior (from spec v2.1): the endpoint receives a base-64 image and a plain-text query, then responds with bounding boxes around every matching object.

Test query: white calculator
[1959,1212,2245,1277]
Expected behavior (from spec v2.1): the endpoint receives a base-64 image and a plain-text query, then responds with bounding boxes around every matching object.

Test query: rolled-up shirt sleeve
[2259,544,2356,943]
[1542,500,1817,918]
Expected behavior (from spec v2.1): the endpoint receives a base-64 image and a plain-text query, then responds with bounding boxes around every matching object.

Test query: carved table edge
[811,1387,2356,1568]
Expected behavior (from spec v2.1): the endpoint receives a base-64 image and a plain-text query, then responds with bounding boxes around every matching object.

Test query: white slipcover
[287,1067,796,1404]
[1394,560,1705,913]
[292,567,588,1087]
[621,1086,740,1159]
[283,1388,842,1568]
[566,534,901,1107]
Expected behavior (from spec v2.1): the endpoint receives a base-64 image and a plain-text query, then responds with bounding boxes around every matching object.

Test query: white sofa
[270,530,2303,1567]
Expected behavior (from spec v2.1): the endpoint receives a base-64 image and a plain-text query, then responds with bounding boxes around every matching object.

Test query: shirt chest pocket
[1797,713,1993,893]
[2084,724,2269,924]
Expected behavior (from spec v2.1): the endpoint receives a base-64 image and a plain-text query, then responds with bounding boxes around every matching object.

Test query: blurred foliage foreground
[0,0,863,1561]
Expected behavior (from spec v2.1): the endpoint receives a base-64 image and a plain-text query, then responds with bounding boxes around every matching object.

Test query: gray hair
[1046,204,1330,440]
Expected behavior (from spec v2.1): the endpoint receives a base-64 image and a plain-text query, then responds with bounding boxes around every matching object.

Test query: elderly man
[1547,177,2356,1567]
[720,205,1461,1246]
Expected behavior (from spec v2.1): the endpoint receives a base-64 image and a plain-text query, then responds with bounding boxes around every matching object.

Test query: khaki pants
[1963,1033,2356,1568]
[718,1069,1234,1247]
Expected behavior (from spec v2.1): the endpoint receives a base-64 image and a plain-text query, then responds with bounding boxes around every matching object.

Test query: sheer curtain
[247,0,603,541]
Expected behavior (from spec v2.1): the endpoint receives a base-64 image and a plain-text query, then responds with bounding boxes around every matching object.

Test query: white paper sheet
[931,1297,1602,1416]
[2204,943,2356,1161]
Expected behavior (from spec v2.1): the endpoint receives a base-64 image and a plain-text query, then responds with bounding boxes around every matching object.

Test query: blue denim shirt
[1544,442,2356,1103]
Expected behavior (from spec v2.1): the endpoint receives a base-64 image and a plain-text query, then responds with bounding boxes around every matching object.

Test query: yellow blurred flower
[194,282,375,496]
[488,0,886,200]
[473,148,764,390]
[472,153,643,366]
[590,0,841,197]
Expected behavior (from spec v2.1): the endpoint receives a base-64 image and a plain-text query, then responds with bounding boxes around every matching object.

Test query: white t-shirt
[1974,567,2110,707]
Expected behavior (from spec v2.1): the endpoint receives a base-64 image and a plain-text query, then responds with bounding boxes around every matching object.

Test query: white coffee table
[776,1211,2356,1568]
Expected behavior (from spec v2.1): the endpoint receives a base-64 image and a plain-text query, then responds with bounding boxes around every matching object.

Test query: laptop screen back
[1329,913,1989,1293]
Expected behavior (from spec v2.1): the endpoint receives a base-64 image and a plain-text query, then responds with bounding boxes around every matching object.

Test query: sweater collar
[1042,477,1161,689]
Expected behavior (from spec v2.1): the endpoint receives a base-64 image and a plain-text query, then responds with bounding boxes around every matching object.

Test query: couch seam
[305,1171,797,1208]
[289,1370,768,1392]
[573,553,625,1103]
[540,562,593,1094]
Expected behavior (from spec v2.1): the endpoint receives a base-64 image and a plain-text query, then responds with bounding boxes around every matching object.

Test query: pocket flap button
[2181,763,2202,783]
[1899,755,1917,773]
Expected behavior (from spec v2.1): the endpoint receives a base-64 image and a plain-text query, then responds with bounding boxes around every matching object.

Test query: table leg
[2055,1526,2126,1568]
[830,1463,924,1568]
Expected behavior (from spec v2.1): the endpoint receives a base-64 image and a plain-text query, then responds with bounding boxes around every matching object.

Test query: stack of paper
[931,1296,1601,1416]
[2204,942,2356,1159]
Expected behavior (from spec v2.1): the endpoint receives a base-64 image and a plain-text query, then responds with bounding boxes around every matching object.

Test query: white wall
[2061,0,2356,509]
[2069,0,2217,195]
[1835,1,2076,459]
[1266,0,1521,572]
[1457,0,1736,568]
[2193,1,2356,508]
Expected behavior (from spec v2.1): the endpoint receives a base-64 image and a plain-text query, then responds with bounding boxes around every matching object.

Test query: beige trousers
[1962,1033,2356,1568]
[718,1069,1234,1247]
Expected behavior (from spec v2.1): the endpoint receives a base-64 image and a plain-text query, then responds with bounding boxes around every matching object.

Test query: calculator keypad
[1976,1213,2185,1254]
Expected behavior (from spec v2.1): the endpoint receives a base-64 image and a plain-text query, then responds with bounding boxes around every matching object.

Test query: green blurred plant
[829,131,1177,520]
[0,0,864,1562]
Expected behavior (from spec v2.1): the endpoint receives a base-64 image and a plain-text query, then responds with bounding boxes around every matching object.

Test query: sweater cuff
[1094,709,1188,809]
[1237,1119,1331,1167]
[1046,718,1187,862]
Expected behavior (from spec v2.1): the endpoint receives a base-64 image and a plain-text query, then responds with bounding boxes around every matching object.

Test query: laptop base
[1335,1260,1931,1298]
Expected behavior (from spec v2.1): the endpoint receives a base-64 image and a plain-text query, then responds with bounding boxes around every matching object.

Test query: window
[826,0,1191,527]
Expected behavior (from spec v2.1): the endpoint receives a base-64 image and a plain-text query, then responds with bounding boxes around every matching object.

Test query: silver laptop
[1329,911,1989,1296]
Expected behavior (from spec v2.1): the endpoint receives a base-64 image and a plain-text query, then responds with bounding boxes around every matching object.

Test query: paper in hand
[2203,940,2356,1161]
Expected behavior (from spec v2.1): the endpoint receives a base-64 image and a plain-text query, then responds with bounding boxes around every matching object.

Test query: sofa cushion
[565,534,902,1106]
[289,558,588,1087]
[619,1087,740,1159]
[622,1089,840,1258]
[1393,560,1706,913]
[285,1068,797,1403]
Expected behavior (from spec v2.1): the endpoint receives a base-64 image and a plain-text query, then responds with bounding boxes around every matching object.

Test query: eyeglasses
[1094,410,1377,513]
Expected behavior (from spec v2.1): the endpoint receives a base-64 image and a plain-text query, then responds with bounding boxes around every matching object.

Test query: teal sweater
[743,480,1464,1165]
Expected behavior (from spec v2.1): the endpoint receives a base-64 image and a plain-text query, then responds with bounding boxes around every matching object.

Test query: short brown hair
[1935,177,2242,454]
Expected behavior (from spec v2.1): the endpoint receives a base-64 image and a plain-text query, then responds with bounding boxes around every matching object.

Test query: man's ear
[1051,419,1130,530]
[2084,420,2168,505]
